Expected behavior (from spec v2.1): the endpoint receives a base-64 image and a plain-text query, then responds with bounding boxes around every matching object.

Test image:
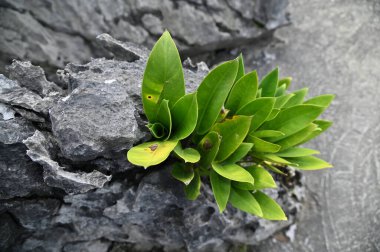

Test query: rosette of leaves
[127,31,334,220]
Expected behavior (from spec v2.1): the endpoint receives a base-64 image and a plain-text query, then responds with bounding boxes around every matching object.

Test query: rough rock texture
[0,35,302,251]
[237,0,380,251]
[0,0,289,76]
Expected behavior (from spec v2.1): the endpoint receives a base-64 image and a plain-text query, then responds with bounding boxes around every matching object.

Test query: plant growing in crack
[127,31,334,220]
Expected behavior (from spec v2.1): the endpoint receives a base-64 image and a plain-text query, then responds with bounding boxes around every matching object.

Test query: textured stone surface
[0,0,289,75]
[238,0,380,251]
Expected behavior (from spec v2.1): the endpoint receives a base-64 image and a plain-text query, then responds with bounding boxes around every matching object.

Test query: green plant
[127,31,334,220]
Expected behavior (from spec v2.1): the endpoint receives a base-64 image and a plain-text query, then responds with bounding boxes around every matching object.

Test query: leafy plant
[127,31,334,220]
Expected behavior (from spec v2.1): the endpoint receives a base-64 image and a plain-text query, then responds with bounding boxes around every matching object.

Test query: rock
[23,131,112,194]
[0,0,289,75]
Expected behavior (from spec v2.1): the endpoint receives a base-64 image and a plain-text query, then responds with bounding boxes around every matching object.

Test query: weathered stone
[23,131,112,194]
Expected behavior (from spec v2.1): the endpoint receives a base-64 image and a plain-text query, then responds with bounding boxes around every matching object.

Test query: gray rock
[0,103,15,120]
[23,130,112,194]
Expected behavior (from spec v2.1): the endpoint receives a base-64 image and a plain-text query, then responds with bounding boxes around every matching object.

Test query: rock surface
[0,0,289,76]
[0,35,302,251]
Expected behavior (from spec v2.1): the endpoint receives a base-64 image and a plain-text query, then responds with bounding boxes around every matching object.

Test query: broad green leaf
[148,122,166,139]
[213,115,252,162]
[225,71,258,114]
[196,59,239,135]
[304,94,335,107]
[210,169,231,212]
[185,170,201,200]
[212,163,254,184]
[259,105,325,139]
[223,143,253,164]
[286,156,333,170]
[253,130,285,138]
[229,187,262,217]
[174,143,200,163]
[254,153,291,165]
[298,120,332,144]
[247,136,281,153]
[260,68,278,97]
[266,108,280,121]
[275,123,319,150]
[127,140,178,168]
[156,99,171,139]
[283,88,308,108]
[278,77,292,89]
[276,147,320,157]
[253,191,287,220]
[170,93,198,140]
[274,93,295,109]
[233,165,277,190]
[235,53,245,83]
[198,131,221,166]
[275,84,286,97]
[237,97,275,132]
[142,31,185,121]
[171,163,194,185]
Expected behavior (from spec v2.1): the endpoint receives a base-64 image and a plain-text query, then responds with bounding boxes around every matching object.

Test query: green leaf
[298,120,332,144]
[171,163,194,185]
[253,191,287,220]
[260,68,278,97]
[278,77,292,89]
[215,107,230,123]
[180,151,200,164]
[148,122,166,139]
[196,59,239,135]
[232,165,277,190]
[173,143,200,163]
[275,84,287,97]
[283,88,308,108]
[223,143,253,164]
[304,94,335,107]
[210,169,231,212]
[263,163,287,175]
[170,93,198,140]
[259,105,325,139]
[229,187,262,217]
[213,115,252,162]
[127,140,178,168]
[225,71,258,114]
[253,130,285,138]
[185,170,201,200]
[212,163,254,184]
[276,147,320,157]
[198,131,221,167]
[142,31,185,121]
[286,156,333,170]
[275,123,319,150]
[156,99,172,139]
[274,93,295,109]
[254,153,291,165]
[237,97,275,132]
[266,108,280,121]
[247,135,281,153]
[235,54,245,83]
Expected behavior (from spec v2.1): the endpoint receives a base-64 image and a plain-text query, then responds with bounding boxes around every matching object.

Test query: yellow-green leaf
[170,93,198,140]
[174,143,200,163]
[147,122,166,139]
[237,97,275,132]
[298,120,332,144]
[171,163,194,185]
[253,191,287,220]
[127,140,178,168]
[260,68,278,97]
[276,147,320,157]
[304,94,335,107]
[278,77,292,89]
[196,59,239,135]
[213,115,252,162]
[225,71,258,114]
[156,99,172,139]
[275,123,319,150]
[283,88,308,108]
[185,170,201,200]
[210,169,231,212]
[229,187,262,217]
[253,130,285,138]
[223,142,253,164]
[286,156,333,170]
[198,131,221,167]
[142,31,185,121]
[274,93,295,109]
[232,165,277,190]
[212,163,254,184]
[247,136,281,153]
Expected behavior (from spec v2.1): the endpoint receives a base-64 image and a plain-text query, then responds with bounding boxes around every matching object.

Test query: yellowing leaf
[253,191,287,220]
[127,140,178,168]
[142,31,185,121]
[196,59,239,135]
[210,169,231,212]
[212,163,254,184]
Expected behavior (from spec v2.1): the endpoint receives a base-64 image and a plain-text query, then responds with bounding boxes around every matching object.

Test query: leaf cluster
[127,31,334,220]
